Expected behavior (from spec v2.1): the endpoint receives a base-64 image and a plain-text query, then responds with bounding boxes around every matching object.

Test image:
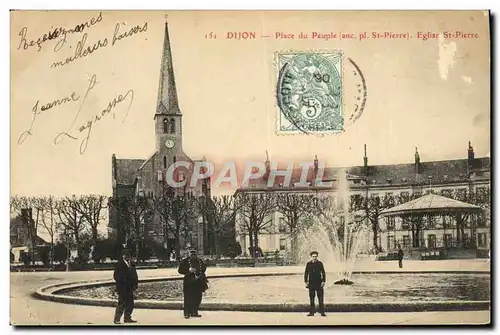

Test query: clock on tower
[165,139,175,149]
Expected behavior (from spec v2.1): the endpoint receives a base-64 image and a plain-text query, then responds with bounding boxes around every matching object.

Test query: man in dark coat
[397,245,404,268]
[304,251,326,316]
[113,249,139,324]
[178,247,207,319]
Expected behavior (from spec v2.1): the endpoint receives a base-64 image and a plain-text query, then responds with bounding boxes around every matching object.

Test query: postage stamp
[276,51,344,135]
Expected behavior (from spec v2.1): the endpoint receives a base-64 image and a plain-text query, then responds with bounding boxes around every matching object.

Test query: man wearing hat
[113,249,139,324]
[178,247,207,319]
[304,251,326,316]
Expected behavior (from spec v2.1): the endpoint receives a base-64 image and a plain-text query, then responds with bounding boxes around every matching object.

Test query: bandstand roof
[379,193,483,217]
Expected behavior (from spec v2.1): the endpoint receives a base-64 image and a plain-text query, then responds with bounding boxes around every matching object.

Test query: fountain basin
[34,272,490,313]
[334,279,354,285]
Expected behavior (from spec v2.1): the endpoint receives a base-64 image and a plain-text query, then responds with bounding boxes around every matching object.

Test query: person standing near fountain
[113,249,139,324]
[178,247,208,319]
[304,251,326,317]
[397,245,404,269]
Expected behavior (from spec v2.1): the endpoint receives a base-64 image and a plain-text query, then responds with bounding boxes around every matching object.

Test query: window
[387,236,396,251]
[478,233,487,248]
[163,156,167,169]
[443,234,452,247]
[426,216,436,229]
[387,217,395,231]
[351,195,362,209]
[403,236,410,248]
[443,216,455,229]
[401,218,411,230]
[279,238,287,251]
[170,118,176,134]
[477,213,487,227]
[427,234,436,248]
[278,217,287,233]
[163,119,169,133]
[385,192,395,206]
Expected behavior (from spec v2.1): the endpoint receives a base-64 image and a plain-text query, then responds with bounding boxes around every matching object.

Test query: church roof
[156,20,180,115]
[139,151,157,170]
[115,158,145,185]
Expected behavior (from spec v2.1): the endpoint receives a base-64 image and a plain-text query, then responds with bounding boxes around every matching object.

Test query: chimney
[468,141,475,163]
[414,146,421,174]
[363,144,368,176]
[314,155,319,175]
[112,153,117,181]
[467,141,475,178]
[264,150,271,179]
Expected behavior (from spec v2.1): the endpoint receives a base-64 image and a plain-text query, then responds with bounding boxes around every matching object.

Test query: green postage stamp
[276,51,343,135]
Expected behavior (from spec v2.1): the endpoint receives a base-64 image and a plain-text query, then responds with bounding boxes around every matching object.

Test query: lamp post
[197,215,204,256]
[65,230,71,272]
[428,176,433,193]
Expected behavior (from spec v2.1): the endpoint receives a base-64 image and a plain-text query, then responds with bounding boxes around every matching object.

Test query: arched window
[163,119,169,133]
[163,156,167,169]
[170,118,176,134]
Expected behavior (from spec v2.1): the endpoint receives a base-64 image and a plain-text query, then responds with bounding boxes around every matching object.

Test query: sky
[10,10,490,199]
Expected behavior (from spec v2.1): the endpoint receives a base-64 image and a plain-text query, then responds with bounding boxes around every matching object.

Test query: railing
[386,237,477,252]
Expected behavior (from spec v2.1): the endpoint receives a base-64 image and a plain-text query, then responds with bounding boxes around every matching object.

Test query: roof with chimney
[240,144,490,192]
[10,216,49,248]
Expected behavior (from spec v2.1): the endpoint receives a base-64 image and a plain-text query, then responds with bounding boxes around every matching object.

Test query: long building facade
[235,143,491,257]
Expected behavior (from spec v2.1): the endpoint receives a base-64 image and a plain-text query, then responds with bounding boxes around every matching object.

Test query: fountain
[297,169,370,285]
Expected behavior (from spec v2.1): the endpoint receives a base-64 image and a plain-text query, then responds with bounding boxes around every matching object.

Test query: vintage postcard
[10,10,491,326]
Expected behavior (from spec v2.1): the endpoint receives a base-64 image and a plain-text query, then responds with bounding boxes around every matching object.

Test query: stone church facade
[108,20,211,256]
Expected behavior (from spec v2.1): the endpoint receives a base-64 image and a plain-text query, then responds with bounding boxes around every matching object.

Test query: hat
[121,249,131,257]
[310,251,319,256]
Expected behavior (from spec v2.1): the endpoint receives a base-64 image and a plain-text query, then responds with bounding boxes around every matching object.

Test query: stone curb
[33,271,491,313]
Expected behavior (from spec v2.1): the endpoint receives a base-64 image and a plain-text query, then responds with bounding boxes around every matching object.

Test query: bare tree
[152,188,199,257]
[237,192,276,257]
[78,194,108,247]
[108,196,133,246]
[275,193,317,260]
[126,196,153,257]
[56,195,89,261]
[172,193,200,255]
[350,193,395,252]
[39,196,58,266]
[151,192,172,255]
[199,194,239,258]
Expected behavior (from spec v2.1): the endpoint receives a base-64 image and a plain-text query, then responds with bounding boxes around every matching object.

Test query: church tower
[154,19,183,173]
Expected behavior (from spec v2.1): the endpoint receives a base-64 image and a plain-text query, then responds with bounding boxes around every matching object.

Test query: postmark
[275,51,367,135]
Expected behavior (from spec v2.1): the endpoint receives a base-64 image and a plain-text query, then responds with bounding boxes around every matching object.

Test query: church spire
[156,17,180,115]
